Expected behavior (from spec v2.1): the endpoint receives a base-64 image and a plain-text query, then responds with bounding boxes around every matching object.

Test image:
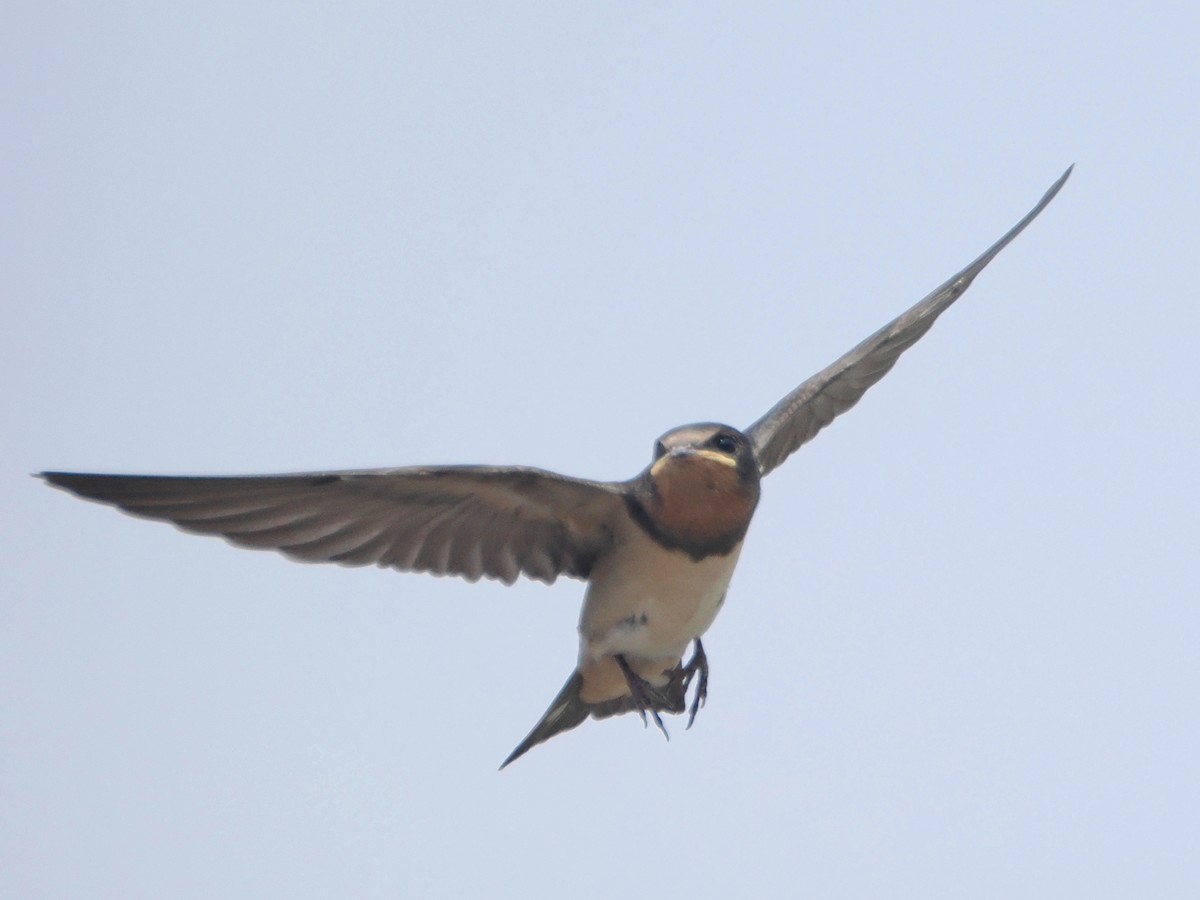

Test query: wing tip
[39,471,84,491]
[1042,164,1074,204]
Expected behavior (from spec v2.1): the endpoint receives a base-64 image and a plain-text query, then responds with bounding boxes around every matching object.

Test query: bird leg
[680,639,709,729]
[614,654,670,740]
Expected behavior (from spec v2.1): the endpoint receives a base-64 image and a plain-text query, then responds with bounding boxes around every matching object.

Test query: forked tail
[500,671,592,769]
[499,667,687,769]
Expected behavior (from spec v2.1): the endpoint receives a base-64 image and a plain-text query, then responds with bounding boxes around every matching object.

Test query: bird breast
[575,523,744,705]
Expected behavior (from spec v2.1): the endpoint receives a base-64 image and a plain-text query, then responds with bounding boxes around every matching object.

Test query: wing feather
[41,466,626,585]
[747,167,1072,476]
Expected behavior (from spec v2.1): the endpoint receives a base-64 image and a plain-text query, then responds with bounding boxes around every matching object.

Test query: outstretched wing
[746,166,1072,477]
[42,466,628,585]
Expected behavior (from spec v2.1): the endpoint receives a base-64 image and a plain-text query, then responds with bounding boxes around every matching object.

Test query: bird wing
[42,466,628,585]
[745,166,1072,477]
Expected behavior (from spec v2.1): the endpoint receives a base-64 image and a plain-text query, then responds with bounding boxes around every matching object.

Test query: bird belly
[578,533,743,670]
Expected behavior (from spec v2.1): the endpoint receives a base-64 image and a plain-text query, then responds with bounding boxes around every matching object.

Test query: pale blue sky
[4,3,1197,897]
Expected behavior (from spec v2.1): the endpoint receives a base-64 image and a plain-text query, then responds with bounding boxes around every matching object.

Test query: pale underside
[576,520,743,704]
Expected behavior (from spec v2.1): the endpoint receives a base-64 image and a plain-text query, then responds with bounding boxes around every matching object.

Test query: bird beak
[651,447,738,478]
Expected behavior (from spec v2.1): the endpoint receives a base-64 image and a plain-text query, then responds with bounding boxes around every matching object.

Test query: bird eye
[653,441,667,460]
[711,433,738,454]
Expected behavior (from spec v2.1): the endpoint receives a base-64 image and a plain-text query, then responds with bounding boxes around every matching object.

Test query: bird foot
[614,654,671,740]
[679,639,708,729]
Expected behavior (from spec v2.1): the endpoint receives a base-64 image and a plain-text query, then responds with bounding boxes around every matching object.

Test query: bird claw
[614,639,709,740]
[680,639,709,729]
[614,654,671,740]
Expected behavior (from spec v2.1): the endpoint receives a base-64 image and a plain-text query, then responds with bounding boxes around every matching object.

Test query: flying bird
[42,167,1071,767]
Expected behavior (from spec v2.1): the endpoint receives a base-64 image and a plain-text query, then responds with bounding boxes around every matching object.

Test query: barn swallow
[41,167,1071,767]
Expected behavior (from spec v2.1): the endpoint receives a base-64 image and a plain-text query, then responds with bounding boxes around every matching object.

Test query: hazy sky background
[4,4,1197,897]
